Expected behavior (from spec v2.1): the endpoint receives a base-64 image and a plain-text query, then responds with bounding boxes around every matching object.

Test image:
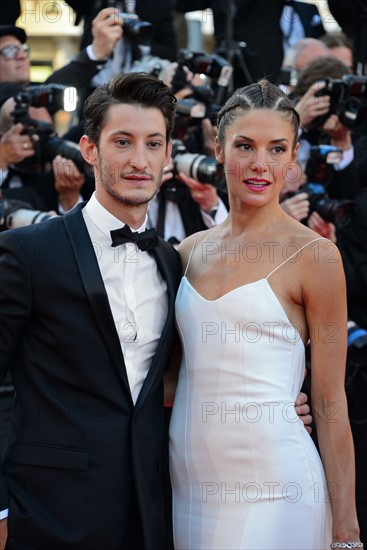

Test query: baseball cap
[0,25,27,44]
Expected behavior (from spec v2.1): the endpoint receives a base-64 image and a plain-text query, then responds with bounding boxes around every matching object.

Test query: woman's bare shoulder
[177,226,221,265]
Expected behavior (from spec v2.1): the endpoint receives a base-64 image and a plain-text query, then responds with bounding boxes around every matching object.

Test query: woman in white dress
[169,80,361,549]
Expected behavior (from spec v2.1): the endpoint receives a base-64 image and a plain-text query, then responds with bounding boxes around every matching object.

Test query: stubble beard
[98,156,163,207]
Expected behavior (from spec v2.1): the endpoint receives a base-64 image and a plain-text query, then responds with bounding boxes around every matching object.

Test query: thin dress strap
[183,233,201,277]
[266,237,327,280]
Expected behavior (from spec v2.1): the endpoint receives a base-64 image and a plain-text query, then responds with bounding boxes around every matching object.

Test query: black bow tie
[110,224,159,251]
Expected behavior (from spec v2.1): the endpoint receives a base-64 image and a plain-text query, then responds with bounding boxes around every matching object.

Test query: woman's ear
[214,136,224,163]
[292,142,300,163]
[79,135,98,166]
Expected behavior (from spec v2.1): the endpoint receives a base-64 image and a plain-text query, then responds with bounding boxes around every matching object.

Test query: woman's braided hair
[217,80,300,148]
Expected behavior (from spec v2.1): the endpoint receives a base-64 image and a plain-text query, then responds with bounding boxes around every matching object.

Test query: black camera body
[172,49,232,126]
[118,12,152,43]
[10,84,87,174]
[296,181,354,227]
[314,74,367,129]
[177,49,232,83]
[287,145,354,227]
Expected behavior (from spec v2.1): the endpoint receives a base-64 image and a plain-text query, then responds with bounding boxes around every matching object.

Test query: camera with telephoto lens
[171,139,221,185]
[0,195,54,231]
[118,12,152,43]
[286,145,354,227]
[10,84,88,174]
[313,74,367,129]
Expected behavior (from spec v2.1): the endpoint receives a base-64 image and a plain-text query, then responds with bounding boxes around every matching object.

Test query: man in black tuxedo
[0,72,181,550]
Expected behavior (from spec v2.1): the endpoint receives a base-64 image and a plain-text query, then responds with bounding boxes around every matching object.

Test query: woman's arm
[304,241,360,542]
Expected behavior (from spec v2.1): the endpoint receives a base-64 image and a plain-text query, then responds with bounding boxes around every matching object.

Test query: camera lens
[312,195,354,228]
[45,137,86,174]
[174,153,219,184]
[119,13,152,43]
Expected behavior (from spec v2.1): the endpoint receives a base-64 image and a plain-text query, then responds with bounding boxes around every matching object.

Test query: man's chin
[114,192,156,207]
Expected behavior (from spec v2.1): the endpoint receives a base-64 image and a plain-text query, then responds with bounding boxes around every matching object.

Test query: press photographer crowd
[1,0,367,546]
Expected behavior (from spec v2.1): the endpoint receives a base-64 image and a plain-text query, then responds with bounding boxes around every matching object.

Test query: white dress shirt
[83,193,168,404]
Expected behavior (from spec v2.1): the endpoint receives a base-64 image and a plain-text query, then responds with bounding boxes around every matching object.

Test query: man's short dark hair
[83,72,177,145]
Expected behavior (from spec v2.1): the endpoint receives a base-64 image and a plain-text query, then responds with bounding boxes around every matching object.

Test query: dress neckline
[183,274,266,303]
[181,276,306,349]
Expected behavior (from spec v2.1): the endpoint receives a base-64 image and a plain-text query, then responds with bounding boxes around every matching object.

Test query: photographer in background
[0,95,91,216]
[292,56,362,201]
[0,20,164,123]
[0,94,93,225]
[0,23,122,104]
[55,0,177,109]
[65,0,177,62]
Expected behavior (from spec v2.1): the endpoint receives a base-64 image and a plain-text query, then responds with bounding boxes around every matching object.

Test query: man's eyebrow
[110,131,166,139]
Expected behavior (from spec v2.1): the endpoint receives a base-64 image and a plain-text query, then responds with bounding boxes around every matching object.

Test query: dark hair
[217,79,300,148]
[293,57,350,100]
[320,31,353,52]
[83,72,177,144]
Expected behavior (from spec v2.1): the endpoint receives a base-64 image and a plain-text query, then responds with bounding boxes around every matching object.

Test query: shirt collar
[84,192,148,240]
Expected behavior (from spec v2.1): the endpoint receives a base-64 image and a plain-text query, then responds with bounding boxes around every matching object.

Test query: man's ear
[214,136,224,163]
[165,139,173,166]
[79,135,98,165]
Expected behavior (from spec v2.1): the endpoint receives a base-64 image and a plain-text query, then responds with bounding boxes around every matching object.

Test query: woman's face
[215,109,299,208]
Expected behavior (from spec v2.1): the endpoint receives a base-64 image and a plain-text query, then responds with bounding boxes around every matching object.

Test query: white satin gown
[169,237,332,550]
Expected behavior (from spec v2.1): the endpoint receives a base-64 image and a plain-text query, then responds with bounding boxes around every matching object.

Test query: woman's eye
[237,143,252,151]
[271,146,286,154]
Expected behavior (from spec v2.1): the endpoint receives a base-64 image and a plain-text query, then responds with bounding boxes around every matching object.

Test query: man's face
[0,35,30,84]
[83,103,172,216]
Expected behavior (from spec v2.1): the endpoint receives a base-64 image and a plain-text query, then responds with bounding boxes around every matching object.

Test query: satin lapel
[135,242,176,408]
[63,204,133,405]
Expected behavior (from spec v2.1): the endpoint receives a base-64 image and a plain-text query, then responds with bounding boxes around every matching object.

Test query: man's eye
[149,141,162,149]
[116,140,129,146]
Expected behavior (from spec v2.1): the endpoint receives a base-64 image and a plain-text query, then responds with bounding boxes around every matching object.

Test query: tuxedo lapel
[63,204,133,406]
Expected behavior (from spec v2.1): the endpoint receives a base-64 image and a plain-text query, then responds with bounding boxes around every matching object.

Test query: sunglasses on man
[0,43,30,60]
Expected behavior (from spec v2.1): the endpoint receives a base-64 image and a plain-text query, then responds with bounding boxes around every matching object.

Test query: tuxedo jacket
[0,203,182,549]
